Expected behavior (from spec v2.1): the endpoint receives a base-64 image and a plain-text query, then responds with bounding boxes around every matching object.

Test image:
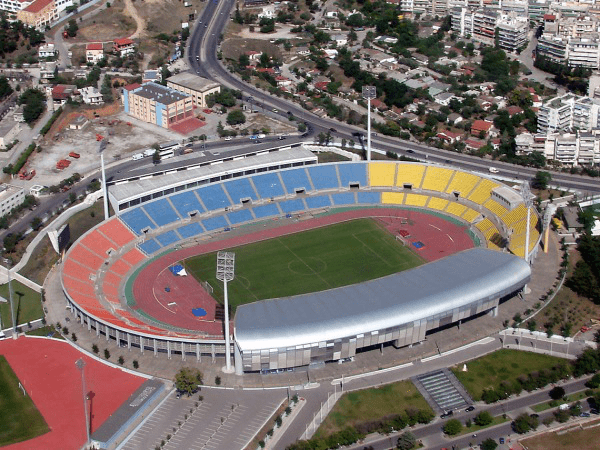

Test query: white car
[489,167,499,173]
[224,136,232,141]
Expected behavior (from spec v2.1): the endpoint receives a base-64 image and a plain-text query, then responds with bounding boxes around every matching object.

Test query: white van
[143,148,156,157]
[132,153,144,161]
[489,167,499,173]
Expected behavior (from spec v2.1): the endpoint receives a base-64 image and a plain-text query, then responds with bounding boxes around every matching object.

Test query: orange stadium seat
[97,218,136,247]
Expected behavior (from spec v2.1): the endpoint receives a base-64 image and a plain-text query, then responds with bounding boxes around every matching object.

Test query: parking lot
[121,388,285,450]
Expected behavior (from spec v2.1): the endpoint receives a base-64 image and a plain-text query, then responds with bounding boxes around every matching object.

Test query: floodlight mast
[521,181,535,294]
[75,358,90,446]
[362,86,376,162]
[2,258,16,338]
[98,139,109,221]
[216,252,235,373]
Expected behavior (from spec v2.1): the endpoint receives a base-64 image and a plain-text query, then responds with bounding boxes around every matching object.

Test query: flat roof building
[0,184,25,217]
[166,72,221,108]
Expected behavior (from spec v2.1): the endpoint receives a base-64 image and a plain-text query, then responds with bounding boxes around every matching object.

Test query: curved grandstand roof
[234,248,531,351]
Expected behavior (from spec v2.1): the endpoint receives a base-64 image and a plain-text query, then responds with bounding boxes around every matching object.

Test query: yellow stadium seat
[427,197,449,211]
[476,218,494,233]
[484,199,508,217]
[468,179,500,205]
[446,171,480,196]
[445,202,468,218]
[421,167,454,192]
[381,192,405,205]
[396,163,425,188]
[501,204,527,227]
[404,193,429,207]
[462,208,480,223]
[369,163,396,187]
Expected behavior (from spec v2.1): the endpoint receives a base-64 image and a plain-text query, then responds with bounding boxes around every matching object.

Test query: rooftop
[166,72,220,92]
[132,82,189,104]
[23,0,53,13]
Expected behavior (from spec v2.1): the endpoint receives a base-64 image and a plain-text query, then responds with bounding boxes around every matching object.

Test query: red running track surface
[132,208,474,333]
[1,337,146,450]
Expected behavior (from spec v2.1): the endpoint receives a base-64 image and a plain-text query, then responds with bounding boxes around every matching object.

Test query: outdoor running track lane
[132,208,475,333]
[1,337,146,450]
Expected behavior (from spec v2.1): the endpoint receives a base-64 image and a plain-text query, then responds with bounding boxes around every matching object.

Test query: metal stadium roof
[234,248,531,351]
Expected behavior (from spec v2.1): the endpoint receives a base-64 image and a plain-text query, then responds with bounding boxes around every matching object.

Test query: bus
[158,149,175,160]
[159,141,180,152]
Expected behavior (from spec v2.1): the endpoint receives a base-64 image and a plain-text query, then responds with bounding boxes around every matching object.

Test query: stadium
[61,149,539,374]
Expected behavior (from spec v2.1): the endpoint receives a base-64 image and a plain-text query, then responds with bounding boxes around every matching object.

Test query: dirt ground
[521,419,600,450]
[75,0,137,42]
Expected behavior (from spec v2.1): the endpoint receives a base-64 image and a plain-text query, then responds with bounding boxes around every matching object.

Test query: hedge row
[286,408,433,450]
[10,143,36,175]
[481,363,572,404]
[40,106,63,136]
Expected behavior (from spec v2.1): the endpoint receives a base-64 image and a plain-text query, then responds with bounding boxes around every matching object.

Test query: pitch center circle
[288,257,327,275]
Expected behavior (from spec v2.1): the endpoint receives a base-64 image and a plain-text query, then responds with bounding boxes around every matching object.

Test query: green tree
[152,150,161,164]
[443,419,462,435]
[65,19,78,37]
[0,76,13,99]
[532,171,552,189]
[92,344,99,354]
[513,413,538,434]
[174,368,203,395]
[396,431,416,449]
[104,348,111,359]
[226,110,246,126]
[474,410,493,426]
[481,437,498,450]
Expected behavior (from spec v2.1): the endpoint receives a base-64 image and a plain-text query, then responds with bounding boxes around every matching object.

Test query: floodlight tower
[362,86,376,161]
[2,258,16,338]
[216,251,235,373]
[522,181,535,294]
[75,358,90,446]
[98,139,110,221]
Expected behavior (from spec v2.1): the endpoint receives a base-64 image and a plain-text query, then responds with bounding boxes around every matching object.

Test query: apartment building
[0,184,25,218]
[122,82,194,129]
[537,94,579,133]
[16,0,57,28]
[536,33,568,64]
[568,36,600,68]
[497,15,528,51]
[516,131,600,165]
[452,8,527,51]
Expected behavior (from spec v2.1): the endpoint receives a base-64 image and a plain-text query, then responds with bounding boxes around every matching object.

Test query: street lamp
[98,139,109,221]
[2,258,16,338]
[216,251,235,373]
[75,358,90,446]
[362,86,376,162]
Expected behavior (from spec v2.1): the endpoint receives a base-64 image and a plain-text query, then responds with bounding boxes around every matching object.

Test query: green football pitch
[183,218,424,312]
[0,356,49,446]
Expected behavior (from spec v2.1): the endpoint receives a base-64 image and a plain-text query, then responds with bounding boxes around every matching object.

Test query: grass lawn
[532,391,590,412]
[458,416,509,435]
[25,325,64,340]
[315,380,432,438]
[451,349,568,401]
[0,281,43,329]
[521,418,600,450]
[0,355,49,445]
[184,218,423,312]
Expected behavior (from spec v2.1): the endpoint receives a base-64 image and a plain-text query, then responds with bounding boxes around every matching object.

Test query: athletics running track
[1,337,146,450]
[132,208,474,333]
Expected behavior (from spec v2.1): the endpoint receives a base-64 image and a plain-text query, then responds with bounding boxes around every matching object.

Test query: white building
[0,184,26,218]
[517,131,600,166]
[38,42,56,58]
[80,86,103,105]
[536,94,600,133]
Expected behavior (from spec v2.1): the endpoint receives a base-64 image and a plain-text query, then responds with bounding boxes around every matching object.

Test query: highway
[185,0,600,197]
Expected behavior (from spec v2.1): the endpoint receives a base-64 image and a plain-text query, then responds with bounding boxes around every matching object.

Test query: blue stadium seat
[177,222,205,239]
[279,199,305,214]
[252,173,285,199]
[224,178,258,204]
[338,163,367,188]
[139,239,161,255]
[196,184,232,211]
[280,168,312,194]
[357,192,381,204]
[308,165,339,190]
[305,195,331,209]
[169,191,205,217]
[227,209,253,225]
[202,216,228,231]
[155,230,180,247]
[142,199,180,227]
[252,203,280,219]
[332,192,356,206]
[120,208,156,235]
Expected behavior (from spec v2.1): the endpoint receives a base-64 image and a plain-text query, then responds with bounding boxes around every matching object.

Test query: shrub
[443,419,462,435]
[474,411,493,426]
[104,348,111,359]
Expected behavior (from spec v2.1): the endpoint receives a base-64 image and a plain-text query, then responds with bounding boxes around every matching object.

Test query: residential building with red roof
[86,42,104,63]
[471,119,493,136]
[113,38,135,56]
[17,0,57,28]
[437,130,462,144]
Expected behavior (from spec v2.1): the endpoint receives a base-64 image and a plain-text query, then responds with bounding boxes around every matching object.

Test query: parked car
[465,406,475,412]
